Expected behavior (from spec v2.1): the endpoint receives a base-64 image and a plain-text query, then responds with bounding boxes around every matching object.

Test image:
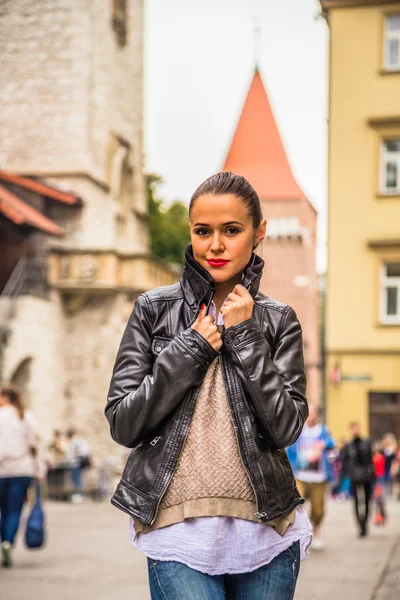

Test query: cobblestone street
[2,498,400,600]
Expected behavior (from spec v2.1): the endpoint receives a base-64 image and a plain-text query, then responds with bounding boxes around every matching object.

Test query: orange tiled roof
[0,184,64,236]
[0,170,81,206]
[223,69,306,202]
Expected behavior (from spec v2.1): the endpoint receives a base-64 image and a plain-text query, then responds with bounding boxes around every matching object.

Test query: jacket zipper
[149,290,216,525]
[149,388,200,525]
[220,353,261,520]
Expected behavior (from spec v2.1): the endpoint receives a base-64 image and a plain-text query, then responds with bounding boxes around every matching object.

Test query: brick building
[0,1,176,463]
[223,68,321,405]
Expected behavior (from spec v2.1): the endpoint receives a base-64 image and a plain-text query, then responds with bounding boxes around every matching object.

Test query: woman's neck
[213,272,243,313]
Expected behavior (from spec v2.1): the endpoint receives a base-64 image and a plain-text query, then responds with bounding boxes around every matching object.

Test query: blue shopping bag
[25,482,46,549]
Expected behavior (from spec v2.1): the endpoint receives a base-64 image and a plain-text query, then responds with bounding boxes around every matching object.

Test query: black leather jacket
[342,437,374,483]
[106,246,308,525]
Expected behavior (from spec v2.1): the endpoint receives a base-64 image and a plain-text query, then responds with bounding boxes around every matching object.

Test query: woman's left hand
[220,285,254,329]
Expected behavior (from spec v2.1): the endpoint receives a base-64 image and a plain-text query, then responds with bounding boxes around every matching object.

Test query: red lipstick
[207,259,229,268]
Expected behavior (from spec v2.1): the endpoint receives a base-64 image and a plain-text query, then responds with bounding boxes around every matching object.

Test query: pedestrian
[106,172,312,599]
[0,383,45,567]
[47,429,67,467]
[372,442,385,487]
[372,442,387,526]
[342,421,375,537]
[65,428,90,503]
[286,404,335,549]
[337,437,351,500]
[394,443,400,501]
[382,433,397,498]
[329,438,346,498]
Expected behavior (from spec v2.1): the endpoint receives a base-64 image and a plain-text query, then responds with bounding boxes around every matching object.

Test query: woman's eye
[194,228,209,236]
[226,227,240,235]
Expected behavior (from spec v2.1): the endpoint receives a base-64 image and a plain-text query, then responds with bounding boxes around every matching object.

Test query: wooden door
[369,392,400,442]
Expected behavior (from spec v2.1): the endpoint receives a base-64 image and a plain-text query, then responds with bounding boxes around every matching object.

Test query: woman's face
[190,193,266,284]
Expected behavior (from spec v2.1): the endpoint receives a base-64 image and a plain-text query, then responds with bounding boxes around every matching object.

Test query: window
[381,139,400,193]
[384,15,400,70]
[369,392,400,441]
[112,0,127,46]
[380,263,400,324]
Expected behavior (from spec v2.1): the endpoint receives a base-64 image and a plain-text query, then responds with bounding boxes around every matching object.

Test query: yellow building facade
[322,1,400,441]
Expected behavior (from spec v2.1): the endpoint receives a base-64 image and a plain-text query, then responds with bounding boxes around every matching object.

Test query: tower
[223,67,321,405]
[0,1,176,460]
[1,0,147,253]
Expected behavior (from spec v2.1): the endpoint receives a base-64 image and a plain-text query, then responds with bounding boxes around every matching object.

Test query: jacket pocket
[151,336,173,357]
[120,478,149,500]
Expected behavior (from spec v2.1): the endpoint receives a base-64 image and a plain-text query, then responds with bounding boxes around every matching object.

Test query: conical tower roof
[223,68,307,202]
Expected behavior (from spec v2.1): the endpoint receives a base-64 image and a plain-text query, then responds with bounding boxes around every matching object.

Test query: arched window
[11,357,33,406]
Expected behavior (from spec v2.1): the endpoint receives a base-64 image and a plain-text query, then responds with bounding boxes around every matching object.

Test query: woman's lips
[206,259,229,268]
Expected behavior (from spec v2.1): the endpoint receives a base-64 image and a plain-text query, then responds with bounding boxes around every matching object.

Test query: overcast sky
[144,0,328,271]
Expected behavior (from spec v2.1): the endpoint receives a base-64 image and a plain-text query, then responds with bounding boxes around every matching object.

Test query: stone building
[223,67,321,405]
[0,1,176,462]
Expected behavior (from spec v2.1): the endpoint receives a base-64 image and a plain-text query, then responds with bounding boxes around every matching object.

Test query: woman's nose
[210,234,224,252]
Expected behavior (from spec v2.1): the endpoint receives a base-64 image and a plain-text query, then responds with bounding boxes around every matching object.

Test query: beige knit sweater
[135,358,295,535]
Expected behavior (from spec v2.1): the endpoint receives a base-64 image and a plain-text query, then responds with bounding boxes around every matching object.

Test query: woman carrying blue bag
[0,384,46,567]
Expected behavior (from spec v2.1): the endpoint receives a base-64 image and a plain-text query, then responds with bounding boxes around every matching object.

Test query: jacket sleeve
[222,307,308,450]
[105,294,219,448]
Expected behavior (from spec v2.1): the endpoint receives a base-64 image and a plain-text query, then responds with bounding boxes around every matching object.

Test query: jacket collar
[180,245,264,310]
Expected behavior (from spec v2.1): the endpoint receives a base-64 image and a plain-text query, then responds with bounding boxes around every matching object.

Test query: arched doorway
[11,357,33,406]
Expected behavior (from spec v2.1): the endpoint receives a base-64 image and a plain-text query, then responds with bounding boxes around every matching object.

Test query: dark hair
[189,172,263,229]
[0,383,25,419]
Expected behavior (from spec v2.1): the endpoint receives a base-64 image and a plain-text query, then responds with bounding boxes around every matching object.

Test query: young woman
[0,384,40,567]
[106,172,312,599]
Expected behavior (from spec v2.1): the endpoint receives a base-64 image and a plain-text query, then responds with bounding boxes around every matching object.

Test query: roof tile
[0,184,64,236]
[0,170,81,206]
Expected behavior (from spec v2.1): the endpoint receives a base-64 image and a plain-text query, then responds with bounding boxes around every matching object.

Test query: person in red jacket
[372,443,386,526]
[372,444,385,485]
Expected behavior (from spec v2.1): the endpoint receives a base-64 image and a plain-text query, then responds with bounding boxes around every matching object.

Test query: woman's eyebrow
[193,221,244,227]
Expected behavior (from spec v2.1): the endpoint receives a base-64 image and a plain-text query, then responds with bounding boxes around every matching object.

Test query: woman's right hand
[191,305,222,352]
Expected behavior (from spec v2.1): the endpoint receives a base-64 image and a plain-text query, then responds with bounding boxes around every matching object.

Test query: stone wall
[1,289,135,466]
[0,0,90,173]
[88,1,144,193]
[44,175,149,254]
[63,292,135,463]
[1,292,66,438]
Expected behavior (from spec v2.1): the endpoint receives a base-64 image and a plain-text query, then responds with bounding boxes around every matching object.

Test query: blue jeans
[70,466,82,489]
[0,476,32,545]
[148,540,300,600]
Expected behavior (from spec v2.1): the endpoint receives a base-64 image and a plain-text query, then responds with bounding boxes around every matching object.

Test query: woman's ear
[254,219,267,248]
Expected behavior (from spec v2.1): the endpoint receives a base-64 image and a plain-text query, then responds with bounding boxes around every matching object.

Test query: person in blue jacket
[287,404,335,550]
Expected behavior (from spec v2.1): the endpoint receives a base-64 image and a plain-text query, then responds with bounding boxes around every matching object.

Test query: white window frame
[380,139,400,194]
[380,263,400,325]
[384,15,400,70]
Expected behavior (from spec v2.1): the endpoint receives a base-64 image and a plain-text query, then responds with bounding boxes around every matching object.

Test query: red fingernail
[201,304,206,310]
